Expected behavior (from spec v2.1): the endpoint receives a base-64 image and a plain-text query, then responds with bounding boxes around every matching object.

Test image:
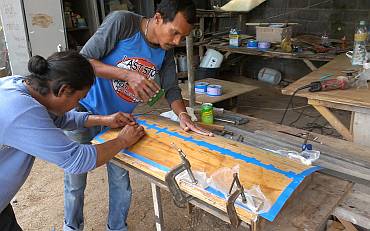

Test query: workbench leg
[303,59,317,71]
[151,183,164,231]
[231,97,238,113]
[312,105,353,141]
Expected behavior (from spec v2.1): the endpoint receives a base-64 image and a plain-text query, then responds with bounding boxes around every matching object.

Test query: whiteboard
[0,0,30,75]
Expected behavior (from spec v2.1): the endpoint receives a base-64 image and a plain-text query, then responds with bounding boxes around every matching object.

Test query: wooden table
[206,42,337,72]
[93,115,321,230]
[179,78,258,109]
[282,54,370,147]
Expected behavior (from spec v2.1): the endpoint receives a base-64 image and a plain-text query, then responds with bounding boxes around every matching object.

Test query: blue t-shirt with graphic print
[80,11,181,115]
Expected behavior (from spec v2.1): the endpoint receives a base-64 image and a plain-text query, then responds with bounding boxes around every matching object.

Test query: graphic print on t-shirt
[112,56,157,103]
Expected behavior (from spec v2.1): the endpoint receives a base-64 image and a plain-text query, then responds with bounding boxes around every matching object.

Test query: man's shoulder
[107,10,142,23]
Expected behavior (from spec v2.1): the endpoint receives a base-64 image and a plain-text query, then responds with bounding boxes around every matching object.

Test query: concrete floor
[12,76,350,230]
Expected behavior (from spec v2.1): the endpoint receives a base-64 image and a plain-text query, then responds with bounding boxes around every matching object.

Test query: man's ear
[57,84,72,97]
[154,12,163,24]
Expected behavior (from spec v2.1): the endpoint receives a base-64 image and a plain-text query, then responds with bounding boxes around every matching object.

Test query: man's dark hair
[27,51,95,96]
[156,0,196,24]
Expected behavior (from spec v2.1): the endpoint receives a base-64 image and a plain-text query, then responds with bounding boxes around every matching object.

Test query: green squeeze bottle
[147,89,165,107]
[147,72,165,107]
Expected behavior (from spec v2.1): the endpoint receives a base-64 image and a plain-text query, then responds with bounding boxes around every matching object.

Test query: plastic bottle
[355,62,370,89]
[352,21,368,66]
[229,28,240,47]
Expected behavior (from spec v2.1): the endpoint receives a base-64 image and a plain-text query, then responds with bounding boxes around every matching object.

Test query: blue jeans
[63,126,131,231]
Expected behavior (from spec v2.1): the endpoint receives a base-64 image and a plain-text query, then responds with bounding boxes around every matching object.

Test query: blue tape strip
[136,119,299,179]
[124,150,170,172]
[93,120,321,221]
[260,165,322,221]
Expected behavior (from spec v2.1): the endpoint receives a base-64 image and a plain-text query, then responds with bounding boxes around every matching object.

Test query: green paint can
[201,103,214,124]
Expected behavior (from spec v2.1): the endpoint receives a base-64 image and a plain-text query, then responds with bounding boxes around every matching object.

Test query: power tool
[308,76,350,92]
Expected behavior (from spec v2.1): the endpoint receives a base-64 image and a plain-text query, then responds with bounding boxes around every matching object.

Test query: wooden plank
[334,184,370,229]
[282,54,370,109]
[151,183,164,231]
[312,105,353,141]
[338,218,358,231]
[308,99,370,115]
[93,115,318,224]
[206,44,336,61]
[179,78,258,104]
[227,112,370,165]
[303,58,318,71]
[258,173,352,231]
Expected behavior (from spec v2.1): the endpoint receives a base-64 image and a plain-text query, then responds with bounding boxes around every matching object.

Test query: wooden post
[151,183,164,231]
[312,105,353,141]
[186,35,196,108]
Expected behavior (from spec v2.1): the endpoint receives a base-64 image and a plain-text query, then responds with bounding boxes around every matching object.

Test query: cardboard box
[256,26,292,43]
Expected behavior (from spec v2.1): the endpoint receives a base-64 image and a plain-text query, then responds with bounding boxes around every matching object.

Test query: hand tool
[277,130,322,144]
[301,132,313,151]
[165,143,197,207]
[214,114,249,125]
[195,122,225,131]
[226,173,247,228]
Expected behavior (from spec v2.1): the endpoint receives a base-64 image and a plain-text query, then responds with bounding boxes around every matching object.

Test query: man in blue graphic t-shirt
[63,1,212,230]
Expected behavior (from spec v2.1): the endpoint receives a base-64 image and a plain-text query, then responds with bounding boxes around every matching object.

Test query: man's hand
[88,60,161,103]
[104,112,135,128]
[126,72,161,102]
[117,124,146,147]
[179,113,214,136]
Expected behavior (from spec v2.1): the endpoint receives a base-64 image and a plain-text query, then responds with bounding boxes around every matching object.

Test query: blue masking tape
[136,119,298,179]
[124,150,170,172]
[195,82,209,94]
[93,119,321,221]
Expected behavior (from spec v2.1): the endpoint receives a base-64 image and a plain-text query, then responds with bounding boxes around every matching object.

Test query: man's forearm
[170,99,187,115]
[85,115,108,128]
[90,59,130,81]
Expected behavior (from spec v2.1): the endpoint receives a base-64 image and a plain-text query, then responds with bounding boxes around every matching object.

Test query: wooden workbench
[282,53,370,147]
[93,115,321,230]
[179,78,258,106]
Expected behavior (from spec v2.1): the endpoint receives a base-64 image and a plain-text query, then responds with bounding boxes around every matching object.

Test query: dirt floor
[12,76,351,231]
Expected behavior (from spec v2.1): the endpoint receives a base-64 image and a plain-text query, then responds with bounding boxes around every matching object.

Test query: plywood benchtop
[92,115,320,224]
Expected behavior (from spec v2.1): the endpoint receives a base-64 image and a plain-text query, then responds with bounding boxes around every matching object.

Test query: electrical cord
[279,84,312,125]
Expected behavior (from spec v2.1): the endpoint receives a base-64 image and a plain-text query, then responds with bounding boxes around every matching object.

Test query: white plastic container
[257,67,282,85]
[176,54,187,72]
[200,49,224,68]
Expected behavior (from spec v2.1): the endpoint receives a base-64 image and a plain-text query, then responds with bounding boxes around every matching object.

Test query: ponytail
[26,51,95,96]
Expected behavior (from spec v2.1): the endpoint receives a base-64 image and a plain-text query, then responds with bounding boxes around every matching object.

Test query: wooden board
[206,43,336,62]
[334,183,370,229]
[258,173,352,231]
[179,78,258,104]
[92,115,320,224]
[282,54,370,109]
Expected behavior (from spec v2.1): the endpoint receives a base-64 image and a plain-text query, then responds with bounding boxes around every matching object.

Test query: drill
[308,76,350,92]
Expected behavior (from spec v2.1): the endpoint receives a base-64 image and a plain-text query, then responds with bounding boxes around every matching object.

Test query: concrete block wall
[244,0,370,39]
[212,0,370,81]
[211,0,370,39]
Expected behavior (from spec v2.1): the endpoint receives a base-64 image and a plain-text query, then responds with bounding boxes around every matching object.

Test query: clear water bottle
[352,21,368,66]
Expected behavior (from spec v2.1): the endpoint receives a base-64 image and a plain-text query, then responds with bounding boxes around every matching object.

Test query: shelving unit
[62,0,99,51]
